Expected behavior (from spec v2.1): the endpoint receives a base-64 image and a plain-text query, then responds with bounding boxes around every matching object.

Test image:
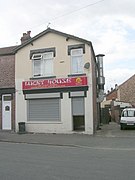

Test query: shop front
[20,75,93,134]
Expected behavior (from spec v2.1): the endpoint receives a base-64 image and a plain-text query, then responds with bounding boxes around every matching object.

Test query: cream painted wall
[15,79,27,131]
[61,93,72,131]
[15,31,94,134]
[15,32,92,79]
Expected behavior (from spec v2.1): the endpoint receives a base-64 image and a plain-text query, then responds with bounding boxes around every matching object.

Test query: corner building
[15,28,99,134]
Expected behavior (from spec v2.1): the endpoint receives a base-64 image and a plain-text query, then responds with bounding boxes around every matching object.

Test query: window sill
[68,73,86,77]
[30,76,56,80]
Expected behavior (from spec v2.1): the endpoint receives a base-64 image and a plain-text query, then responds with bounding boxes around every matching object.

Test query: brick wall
[0,55,15,88]
[106,89,117,100]
[0,53,15,130]
[119,74,135,105]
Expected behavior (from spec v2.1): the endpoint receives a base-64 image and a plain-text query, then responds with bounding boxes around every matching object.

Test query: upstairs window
[71,48,83,74]
[32,54,42,77]
[32,52,53,77]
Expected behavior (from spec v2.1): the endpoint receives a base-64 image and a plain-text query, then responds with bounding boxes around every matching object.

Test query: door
[2,95,12,130]
[72,97,85,131]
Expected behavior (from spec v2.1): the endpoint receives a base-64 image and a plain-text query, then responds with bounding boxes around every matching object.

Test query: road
[0,142,135,180]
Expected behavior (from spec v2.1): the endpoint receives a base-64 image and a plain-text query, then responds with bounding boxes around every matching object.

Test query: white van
[120,108,135,130]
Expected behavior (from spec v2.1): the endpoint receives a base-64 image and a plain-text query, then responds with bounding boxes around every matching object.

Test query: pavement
[96,122,135,138]
[1,122,135,149]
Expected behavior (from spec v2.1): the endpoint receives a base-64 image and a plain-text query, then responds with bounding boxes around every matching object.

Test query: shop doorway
[2,95,12,130]
[72,97,85,131]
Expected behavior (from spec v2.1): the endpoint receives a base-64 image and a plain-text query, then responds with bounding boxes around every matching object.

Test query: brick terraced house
[0,31,31,131]
[0,46,17,130]
[106,74,135,106]
[103,75,135,123]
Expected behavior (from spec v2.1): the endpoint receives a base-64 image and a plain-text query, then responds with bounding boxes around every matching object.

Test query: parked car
[120,108,135,130]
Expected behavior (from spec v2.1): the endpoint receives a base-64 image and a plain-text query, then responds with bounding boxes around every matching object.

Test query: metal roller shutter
[27,98,60,121]
[72,97,84,116]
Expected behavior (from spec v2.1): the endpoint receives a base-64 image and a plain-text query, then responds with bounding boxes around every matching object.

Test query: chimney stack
[21,31,31,44]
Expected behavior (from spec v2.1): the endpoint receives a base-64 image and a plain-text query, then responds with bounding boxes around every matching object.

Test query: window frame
[32,54,43,77]
[32,52,54,78]
[70,48,84,74]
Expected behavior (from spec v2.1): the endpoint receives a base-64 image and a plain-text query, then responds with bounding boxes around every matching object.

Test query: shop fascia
[22,76,88,90]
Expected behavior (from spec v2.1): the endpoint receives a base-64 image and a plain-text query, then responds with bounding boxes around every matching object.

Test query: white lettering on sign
[25,80,44,86]
[22,76,87,90]
[48,78,72,85]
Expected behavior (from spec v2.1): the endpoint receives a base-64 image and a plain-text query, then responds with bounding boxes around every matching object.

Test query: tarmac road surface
[0,141,135,180]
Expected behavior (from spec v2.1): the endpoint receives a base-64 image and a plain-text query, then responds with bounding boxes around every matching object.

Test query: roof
[119,74,135,88]
[0,45,18,56]
[14,28,92,52]
[106,88,117,97]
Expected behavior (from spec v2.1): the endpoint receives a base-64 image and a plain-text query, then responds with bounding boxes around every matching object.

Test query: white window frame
[32,52,54,78]
[70,48,83,74]
[32,54,43,77]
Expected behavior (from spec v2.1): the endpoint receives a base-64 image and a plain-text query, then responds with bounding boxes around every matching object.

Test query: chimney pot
[115,84,118,90]
[27,31,31,35]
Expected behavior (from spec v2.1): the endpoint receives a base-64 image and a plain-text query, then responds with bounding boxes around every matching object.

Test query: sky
[0,0,135,92]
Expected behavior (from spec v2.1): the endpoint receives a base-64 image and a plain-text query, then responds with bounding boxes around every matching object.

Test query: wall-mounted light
[84,62,90,69]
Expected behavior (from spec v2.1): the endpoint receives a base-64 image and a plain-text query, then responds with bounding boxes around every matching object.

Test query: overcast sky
[0,0,135,91]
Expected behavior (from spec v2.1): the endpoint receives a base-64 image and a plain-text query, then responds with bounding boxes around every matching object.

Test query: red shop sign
[22,76,88,90]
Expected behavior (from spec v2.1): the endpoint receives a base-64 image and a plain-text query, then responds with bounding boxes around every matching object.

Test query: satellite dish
[84,62,90,69]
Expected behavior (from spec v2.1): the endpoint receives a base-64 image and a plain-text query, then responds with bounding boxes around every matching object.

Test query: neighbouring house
[101,74,135,124]
[14,28,105,134]
[106,74,135,105]
[0,46,17,130]
[0,31,31,131]
[106,85,118,101]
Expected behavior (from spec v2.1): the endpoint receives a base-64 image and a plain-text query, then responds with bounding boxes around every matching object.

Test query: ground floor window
[27,98,60,122]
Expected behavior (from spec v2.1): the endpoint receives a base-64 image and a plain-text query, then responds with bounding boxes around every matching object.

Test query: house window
[32,52,53,77]
[71,48,83,74]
